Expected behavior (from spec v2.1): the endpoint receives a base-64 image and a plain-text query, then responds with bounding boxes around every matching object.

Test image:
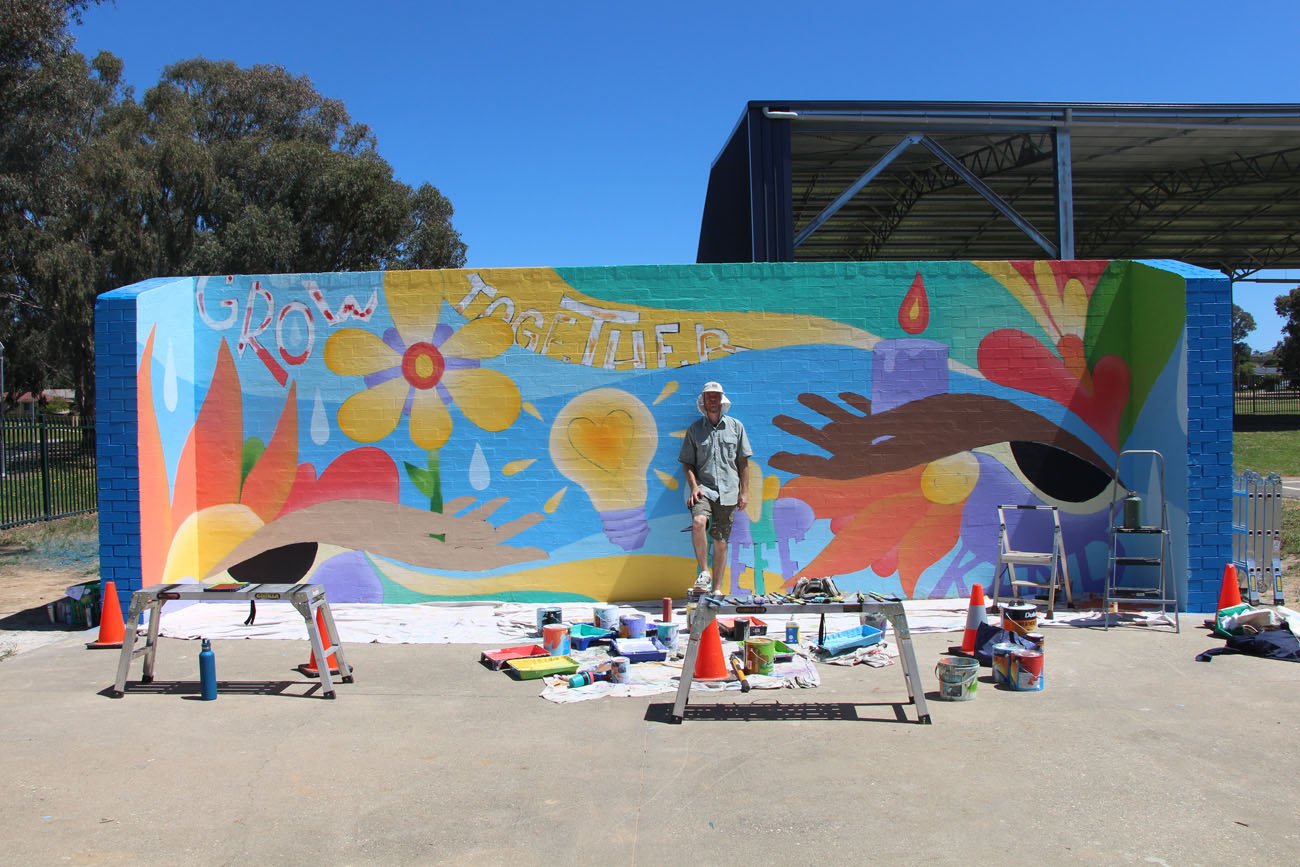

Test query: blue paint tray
[819,623,883,656]
[608,636,668,663]
[569,623,616,650]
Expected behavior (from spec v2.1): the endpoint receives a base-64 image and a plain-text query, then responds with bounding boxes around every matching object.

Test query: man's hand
[738,491,748,511]
[687,485,702,507]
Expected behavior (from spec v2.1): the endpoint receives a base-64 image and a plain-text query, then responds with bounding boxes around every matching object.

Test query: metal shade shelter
[697,101,1300,278]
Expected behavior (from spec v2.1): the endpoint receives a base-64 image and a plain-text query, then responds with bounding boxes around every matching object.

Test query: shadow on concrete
[0,604,85,632]
[1234,414,1300,432]
[98,679,334,700]
[644,700,917,725]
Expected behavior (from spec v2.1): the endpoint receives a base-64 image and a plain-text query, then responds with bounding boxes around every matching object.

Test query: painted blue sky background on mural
[74,0,1300,350]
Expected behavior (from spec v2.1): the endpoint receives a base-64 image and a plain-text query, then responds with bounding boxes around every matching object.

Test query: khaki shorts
[690,498,737,541]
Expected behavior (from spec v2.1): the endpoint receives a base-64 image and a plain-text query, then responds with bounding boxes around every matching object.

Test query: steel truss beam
[1082,147,1300,253]
[844,133,1055,259]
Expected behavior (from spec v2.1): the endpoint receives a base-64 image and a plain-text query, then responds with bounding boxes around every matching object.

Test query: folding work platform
[110,582,353,699]
[671,595,931,724]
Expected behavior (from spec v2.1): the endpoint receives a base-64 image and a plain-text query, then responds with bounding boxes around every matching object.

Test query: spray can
[199,638,217,701]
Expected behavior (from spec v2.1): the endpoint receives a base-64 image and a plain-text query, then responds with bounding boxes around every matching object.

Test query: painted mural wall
[98,260,1228,607]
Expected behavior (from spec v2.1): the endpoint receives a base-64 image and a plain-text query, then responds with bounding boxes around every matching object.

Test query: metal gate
[0,415,98,530]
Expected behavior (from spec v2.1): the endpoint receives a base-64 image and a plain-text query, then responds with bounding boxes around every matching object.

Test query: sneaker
[693,570,713,591]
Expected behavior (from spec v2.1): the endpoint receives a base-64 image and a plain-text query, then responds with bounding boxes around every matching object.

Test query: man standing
[679,381,752,593]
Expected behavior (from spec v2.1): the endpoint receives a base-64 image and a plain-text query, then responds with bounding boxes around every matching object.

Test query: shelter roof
[697,101,1300,277]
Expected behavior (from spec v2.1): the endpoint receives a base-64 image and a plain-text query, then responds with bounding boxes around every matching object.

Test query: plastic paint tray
[608,636,669,663]
[480,644,548,671]
[819,622,884,656]
[770,639,798,661]
[716,616,768,639]
[568,623,616,650]
[506,655,580,680]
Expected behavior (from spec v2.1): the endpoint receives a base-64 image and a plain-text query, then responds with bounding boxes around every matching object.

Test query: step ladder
[990,505,1073,620]
[1105,449,1179,632]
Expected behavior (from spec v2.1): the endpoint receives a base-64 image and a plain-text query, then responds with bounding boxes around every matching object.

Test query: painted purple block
[871,339,949,414]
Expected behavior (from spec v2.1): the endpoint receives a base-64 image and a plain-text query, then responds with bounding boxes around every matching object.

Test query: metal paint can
[991,642,1020,687]
[619,613,647,639]
[1011,648,1045,691]
[935,655,979,701]
[743,637,775,675]
[608,656,630,683]
[536,606,564,634]
[655,621,682,656]
[733,617,751,642]
[1024,632,1045,649]
[542,623,571,657]
[1001,603,1038,637]
[593,605,620,632]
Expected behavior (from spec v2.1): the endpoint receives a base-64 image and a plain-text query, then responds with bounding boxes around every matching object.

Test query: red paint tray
[716,616,768,639]
[480,644,548,671]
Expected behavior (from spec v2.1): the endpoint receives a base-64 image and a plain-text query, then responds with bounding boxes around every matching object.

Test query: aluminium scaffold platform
[109,582,354,699]
[670,594,931,724]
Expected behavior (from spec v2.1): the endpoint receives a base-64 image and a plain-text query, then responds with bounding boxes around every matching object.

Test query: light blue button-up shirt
[678,415,753,506]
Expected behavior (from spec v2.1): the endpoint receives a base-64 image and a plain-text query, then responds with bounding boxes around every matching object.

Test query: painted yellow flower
[324,285,521,450]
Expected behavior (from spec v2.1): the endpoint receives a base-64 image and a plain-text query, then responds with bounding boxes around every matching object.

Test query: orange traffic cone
[86,580,126,649]
[299,608,338,677]
[692,620,732,681]
[1216,563,1243,612]
[949,583,987,656]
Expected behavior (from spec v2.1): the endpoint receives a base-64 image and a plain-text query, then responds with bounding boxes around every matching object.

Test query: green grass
[1234,431,1300,475]
[0,514,99,575]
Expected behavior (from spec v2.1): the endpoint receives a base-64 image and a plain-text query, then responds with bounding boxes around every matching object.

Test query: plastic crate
[480,644,548,671]
[819,622,883,656]
[608,636,668,663]
[568,623,616,650]
[506,655,580,680]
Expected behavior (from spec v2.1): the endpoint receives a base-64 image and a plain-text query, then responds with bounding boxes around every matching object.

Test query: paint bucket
[743,637,775,675]
[1024,632,1045,649]
[619,613,647,639]
[991,642,1020,687]
[608,656,630,683]
[655,621,682,655]
[536,606,564,634]
[1001,603,1038,637]
[542,623,571,657]
[593,605,620,632]
[1011,648,1045,691]
[733,617,751,642]
[934,655,979,701]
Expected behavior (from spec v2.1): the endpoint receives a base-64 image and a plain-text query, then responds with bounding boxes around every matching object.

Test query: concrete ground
[0,619,1296,866]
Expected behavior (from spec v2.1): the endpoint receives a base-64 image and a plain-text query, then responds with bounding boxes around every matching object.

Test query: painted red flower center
[401,342,446,390]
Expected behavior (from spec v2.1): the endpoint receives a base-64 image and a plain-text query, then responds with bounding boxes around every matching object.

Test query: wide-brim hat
[696,380,732,415]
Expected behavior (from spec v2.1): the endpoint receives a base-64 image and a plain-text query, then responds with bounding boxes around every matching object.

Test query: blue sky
[74,0,1300,350]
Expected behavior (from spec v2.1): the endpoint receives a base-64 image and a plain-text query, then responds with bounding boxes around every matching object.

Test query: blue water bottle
[199,638,218,701]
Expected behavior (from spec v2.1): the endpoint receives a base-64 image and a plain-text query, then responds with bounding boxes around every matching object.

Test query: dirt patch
[0,517,99,628]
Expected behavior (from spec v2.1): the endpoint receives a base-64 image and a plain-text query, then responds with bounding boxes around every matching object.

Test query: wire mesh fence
[0,414,98,530]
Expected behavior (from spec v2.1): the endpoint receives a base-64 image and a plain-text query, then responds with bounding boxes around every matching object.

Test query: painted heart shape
[977,329,1129,447]
[567,410,636,472]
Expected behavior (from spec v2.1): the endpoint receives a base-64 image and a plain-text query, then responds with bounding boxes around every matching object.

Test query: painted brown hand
[205,497,546,580]
[770,391,1113,481]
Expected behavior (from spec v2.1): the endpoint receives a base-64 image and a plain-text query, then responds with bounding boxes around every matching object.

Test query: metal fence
[1235,387,1300,416]
[0,415,97,530]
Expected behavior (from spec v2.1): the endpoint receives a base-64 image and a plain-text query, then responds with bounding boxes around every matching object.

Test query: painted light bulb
[549,388,658,551]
